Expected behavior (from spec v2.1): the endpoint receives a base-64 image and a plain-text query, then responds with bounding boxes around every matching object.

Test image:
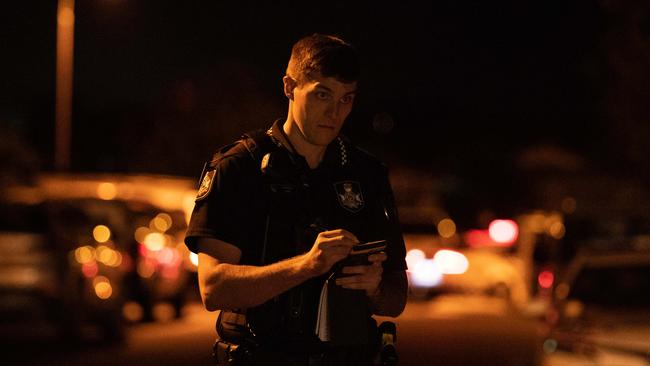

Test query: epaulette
[196,131,277,202]
[241,129,279,164]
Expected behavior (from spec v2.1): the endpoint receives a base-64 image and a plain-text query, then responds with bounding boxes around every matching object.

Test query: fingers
[368,252,387,264]
[319,229,359,244]
[340,264,383,275]
[335,266,382,294]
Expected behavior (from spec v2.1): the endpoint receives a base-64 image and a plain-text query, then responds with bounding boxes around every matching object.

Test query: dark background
[1,0,648,227]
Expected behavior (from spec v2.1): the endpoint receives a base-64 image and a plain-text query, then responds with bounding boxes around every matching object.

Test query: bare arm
[197,229,358,311]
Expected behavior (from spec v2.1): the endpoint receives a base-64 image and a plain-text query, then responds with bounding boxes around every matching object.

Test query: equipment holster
[213,340,241,366]
[213,310,256,366]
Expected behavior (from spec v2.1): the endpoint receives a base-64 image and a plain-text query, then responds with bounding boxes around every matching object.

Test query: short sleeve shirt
[184,131,407,272]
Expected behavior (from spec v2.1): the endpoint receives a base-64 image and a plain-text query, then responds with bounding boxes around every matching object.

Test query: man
[185,34,407,365]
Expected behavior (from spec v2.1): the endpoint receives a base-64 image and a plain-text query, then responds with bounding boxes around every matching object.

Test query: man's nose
[326,101,342,120]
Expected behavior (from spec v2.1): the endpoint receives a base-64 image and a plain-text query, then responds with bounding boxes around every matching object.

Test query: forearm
[201,255,312,311]
[369,270,408,317]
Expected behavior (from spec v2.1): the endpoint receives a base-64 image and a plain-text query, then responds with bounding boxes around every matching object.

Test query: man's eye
[340,95,355,104]
[316,91,330,99]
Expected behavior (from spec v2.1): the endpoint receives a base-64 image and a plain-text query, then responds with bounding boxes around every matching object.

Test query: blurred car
[405,233,529,309]
[122,202,193,321]
[398,233,543,366]
[1,174,197,328]
[542,246,650,365]
[0,199,128,342]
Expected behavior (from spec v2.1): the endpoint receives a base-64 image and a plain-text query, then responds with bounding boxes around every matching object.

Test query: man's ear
[283,75,296,100]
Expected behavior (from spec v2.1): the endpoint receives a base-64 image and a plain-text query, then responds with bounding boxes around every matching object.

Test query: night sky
[1,1,648,223]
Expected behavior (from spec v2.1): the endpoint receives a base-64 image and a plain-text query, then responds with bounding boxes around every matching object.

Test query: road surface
[5,296,546,366]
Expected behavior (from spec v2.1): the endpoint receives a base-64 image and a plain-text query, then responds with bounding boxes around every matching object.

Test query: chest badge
[334,181,364,213]
[196,169,216,201]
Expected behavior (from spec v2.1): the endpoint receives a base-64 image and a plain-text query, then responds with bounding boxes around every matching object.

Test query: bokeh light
[93,276,113,299]
[135,226,150,243]
[93,225,111,243]
[433,249,469,274]
[97,182,117,200]
[150,213,173,232]
[410,259,443,288]
[548,221,566,239]
[405,249,426,271]
[74,245,95,264]
[144,232,166,251]
[488,219,519,244]
[437,218,457,238]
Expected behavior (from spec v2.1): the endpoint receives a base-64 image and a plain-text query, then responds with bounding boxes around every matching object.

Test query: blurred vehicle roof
[2,173,197,222]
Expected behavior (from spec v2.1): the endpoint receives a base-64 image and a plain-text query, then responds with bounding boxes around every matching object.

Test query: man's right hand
[302,229,359,276]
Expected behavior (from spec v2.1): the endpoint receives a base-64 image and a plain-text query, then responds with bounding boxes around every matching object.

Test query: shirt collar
[267,119,349,168]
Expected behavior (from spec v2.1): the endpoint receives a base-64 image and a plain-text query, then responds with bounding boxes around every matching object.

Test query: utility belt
[213,308,399,366]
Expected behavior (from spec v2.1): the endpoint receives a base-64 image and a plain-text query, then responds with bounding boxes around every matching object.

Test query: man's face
[289,73,357,147]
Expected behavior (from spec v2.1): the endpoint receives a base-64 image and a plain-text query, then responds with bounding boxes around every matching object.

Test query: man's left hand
[335,252,387,296]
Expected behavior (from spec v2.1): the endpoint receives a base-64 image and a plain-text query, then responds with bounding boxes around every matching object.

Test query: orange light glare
[122,301,144,322]
[488,219,519,244]
[437,218,457,238]
[97,245,122,267]
[135,226,150,243]
[93,276,113,299]
[93,225,111,243]
[143,232,166,251]
[548,222,565,239]
[150,213,172,233]
[74,245,95,264]
[157,213,173,231]
[433,249,469,274]
[97,182,117,200]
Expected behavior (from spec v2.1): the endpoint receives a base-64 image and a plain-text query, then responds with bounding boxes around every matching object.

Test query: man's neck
[282,120,326,169]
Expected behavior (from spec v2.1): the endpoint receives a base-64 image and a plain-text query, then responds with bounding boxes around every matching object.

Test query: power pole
[55,0,74,171]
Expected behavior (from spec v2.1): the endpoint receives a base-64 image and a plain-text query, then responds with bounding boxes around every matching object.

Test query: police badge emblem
[334,181,364,213]
[196,169,216,201]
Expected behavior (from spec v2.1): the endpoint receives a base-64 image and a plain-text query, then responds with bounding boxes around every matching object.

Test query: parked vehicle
[0,199,128,342]
[543,245,650,364]
[0,174,197,343]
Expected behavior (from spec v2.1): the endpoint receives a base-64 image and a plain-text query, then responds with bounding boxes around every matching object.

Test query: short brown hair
[286,34,360,84]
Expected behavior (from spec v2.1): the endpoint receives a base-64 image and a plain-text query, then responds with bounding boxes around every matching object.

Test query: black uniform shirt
[184,121,406,343]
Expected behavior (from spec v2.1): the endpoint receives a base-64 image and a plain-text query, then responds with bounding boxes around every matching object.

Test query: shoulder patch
[196,168,216,201]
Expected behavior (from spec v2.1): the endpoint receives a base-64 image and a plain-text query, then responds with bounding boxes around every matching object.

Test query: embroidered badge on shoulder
[196,169,216,201]
[334,181,364,213]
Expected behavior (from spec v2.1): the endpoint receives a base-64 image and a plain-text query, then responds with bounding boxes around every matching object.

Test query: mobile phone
[339,240,387,268]
[350,240,387,255]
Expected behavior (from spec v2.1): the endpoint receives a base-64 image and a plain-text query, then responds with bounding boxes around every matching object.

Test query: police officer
[185,34,407,365]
